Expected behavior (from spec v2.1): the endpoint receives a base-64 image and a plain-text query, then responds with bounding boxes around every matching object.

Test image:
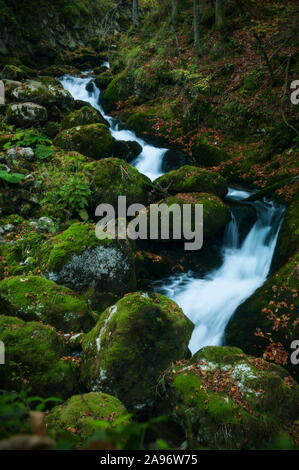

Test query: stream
[60,72,285,355]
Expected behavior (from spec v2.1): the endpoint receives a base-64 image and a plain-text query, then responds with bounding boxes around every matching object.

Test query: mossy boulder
[113,140,142,163]
[6,102,48,127]
[0,315,76,398]
[225,253,299,382]
[80,292,193,412]
[61,105,108,130]
[46,392,129,447]
[102,73,127,111]
[273,196,299,270]
[54,124,114,159]
[155,166,228,198]
[38,222,136,301]
[139,193,230,243]
[95,70,113,90]
[1,64,36,80]
[11,80,74,111]
[84,158,152,209]
[191,137,229,167]
[160,346,299,450]
[0,275,95,332]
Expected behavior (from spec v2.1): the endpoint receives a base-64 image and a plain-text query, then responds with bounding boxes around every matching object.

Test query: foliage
[0,390,61,439]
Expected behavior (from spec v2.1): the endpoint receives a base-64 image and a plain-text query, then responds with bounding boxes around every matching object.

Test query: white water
[60,74,167,181]
[159,189,284,354]
[60,72,284,355]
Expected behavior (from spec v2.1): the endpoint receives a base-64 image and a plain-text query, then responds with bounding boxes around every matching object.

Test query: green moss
[80,291,193,411]
[39,222,109,273]
[95,70,113,90]
[161,346,299,449]
[83,157,152,209]
[37,222,136,300]
[53,124,114,159]
[0,275,95,332]
[0,231,46,277]
[1,64,36,80]
[46,392,129,447]
[142,192,230,241]
[225,252,299,381]
[0,315,76,398]
[155,166,228,198]
[61,106,108,130]
[191,137,229,167]
[102,72,127,111]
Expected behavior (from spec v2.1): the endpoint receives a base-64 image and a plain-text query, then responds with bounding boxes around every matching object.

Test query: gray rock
[1,224,16,234]
[6,147,35,164]
[6,102,48,127]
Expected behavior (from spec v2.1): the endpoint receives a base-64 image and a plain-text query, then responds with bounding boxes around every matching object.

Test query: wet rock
[5,147,34,164]
[155,166,228,198]
[0,275,95,332]
[80,292,193,412]
[159,346,299,449]
[6,102,48,127]
[46,392,129,448]
[38,222,136,301]
[0,315,77,398]
[161,149,191,173]
[113,140,142,163]
[54,123,114,159]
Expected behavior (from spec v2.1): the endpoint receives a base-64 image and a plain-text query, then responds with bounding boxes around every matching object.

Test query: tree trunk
[215,0,226,31]
[171,0,178,23]
[132,0,139,28]
[194,0,202,56]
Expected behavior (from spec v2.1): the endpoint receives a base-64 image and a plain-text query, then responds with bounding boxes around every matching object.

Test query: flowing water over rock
[158,188,284,354]
[60,73,285,355]
[60,74,167,181]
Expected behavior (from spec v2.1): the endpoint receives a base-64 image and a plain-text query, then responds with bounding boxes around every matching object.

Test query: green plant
[42,174,91,220]
[3,130,54,160]
[0,390,61,439]
[0,165,24,184]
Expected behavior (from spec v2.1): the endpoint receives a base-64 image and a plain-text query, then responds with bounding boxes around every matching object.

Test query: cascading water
[60,74,167,181]
[60,72,285,355]
[158,188,284,354]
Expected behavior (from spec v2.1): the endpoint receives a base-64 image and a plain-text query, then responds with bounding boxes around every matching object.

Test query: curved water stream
[60,73,284,355]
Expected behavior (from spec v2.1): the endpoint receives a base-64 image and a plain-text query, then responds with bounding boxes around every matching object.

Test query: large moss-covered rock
[11,79,74,111]
[54,124,114,159]
[84,158,152,209]
[95,70,113,90]
[46,392,129,447]
[1,64,36,80]
[155,166,228,198]
[0,315,76,398]
[160,346,299,450]
[80,292,193,411]
[225,253,299,381]
[139,193,230,243]
[61,105,108,130]
[0,275,95,332]
[102,73,127,111]
[191,137,229,167]
[6,102,48,127]
[38,222,136,301]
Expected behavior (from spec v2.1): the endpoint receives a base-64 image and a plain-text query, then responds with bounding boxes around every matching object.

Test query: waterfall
[158,188,284,354]
[60,73,285,355]
[60,74,167,181]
